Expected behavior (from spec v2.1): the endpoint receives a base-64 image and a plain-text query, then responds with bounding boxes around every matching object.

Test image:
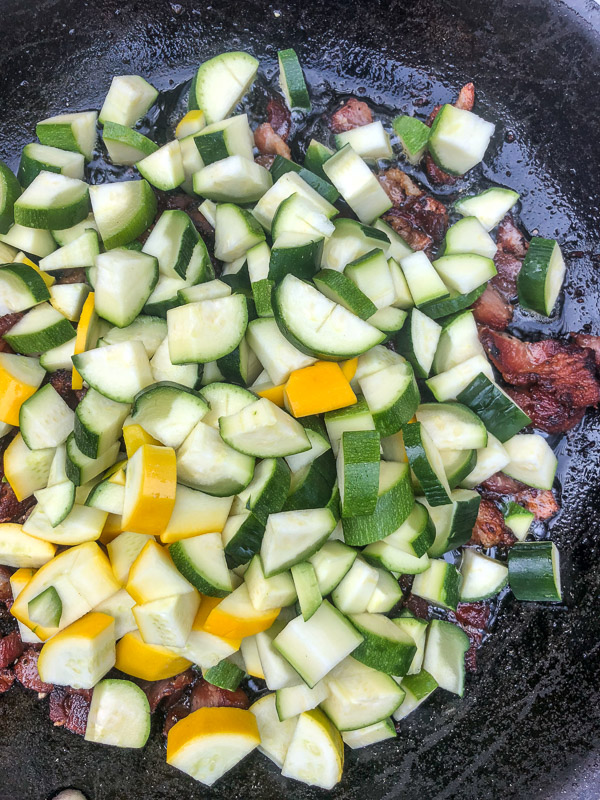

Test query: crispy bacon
[403,193,448,243]
[480,472,523,496]
[48,369,86,410]
[0,312,25,340]
[449,598,489,672]
[0,630,25,669]
[49,686,92,735]
[492,252,522,299]
[140,669,196,713]
[383,210,433,253]
[0,667,15,693]
[378,167,448,250]
[55,268,87,285]
[255,154,276,169]
[472,284,513,330]
[480,328,600,415]
[0,565,12,605]
[266,98,291,141]
[378,167,422,204]
[497,215,528,258]
[330,98,373,133]
[507,385,586,433]
[190,678,249,712]
[424,154,457,186]
[0,480,36,524]
[573,334,600,367]
[254,122,291,159]
[469,499,515,547]
[479,472,559,521]
[13,647,53,693]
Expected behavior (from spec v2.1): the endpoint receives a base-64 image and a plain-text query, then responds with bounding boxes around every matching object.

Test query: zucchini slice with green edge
[222,512,266,568]
[199,381,256,429]
[39,229,100,273]
[193,155,272,204]
[17,143,85,188]
[276,680,329,722]
[268,233,323,284]
[393,612,428,675]
[320,656,405,731]
[367,306,407,335]
[0,161,21,234]
[303,138,334,180]
[65,433,120,486]
[90,179,157,250]
[28,585,63,628]
[189,51,259,123]
[100,315,167,357]
[337,429,380,518]
[441,216,497,259]
[412,559,461,610]
[291,561,322,621]
[0,224,57,258]
[419,284,486,320]
[502,433,557,490]
[283,450,337,512]
[323,144,392,224]
[457,372,531,442]
[142,209,200,281]
[203,659,245,691]
[399,250,450,307]
[422,619,469,695]
[402,421,452,507]
[269,156,340,205]
[517,237,565,316]
[392,115,430,164]
[415,402,488,451]
[426,354,494,402]
[366,568,403,613]
[358,359,420,437]
[3,303,75,355]
[321,217,389,272]
[324,397,375,458]
[381,501,435,558]
[508,541,562,601]
[99,74,158,127]
[345,248,396,310]
[432,309,483,375]
[14,172,89,231]
[308,540,357,596]
[51,212,98,246]
[374,219,413,262]
[170,532,232,597]
[94,249,158,328]
[102,122,158,166]
[440,447,477,489]
[72,341,153,404]
[0,262,50,313]
[313,268,377,320]
[271,193,335,241]
[36,111,98,161]
[150,336,201,388]
[131,381,208,449]
[502,500,534,541]
[167,293,248,364]
[459,548,508,601]
[177,421,255,497]
[193,114,254,165]
[428,104,495,176]
[220,397,310,458]
[19,383,75,450]
[34,480,76,527]
[342,461,414,546]
[137,140,185,191]
[85,678,151,749]
[433,253,496,294]
[335,121,393,162]
[362,541,430,575]
[343,718,396,749]
[393,669,438,720]
[281,708,344,790]
[273,274,385,360]
[272,600,364,688]
[253,170,338,232]
[243,554,296,610]
[349,613,417,677]
[278,48,311,111]
[393,308,441,378]
[260,507,337,577]
[453,187,520,231]
[423,489,481,556]
[459,431,510,490]
[214,202,265,262]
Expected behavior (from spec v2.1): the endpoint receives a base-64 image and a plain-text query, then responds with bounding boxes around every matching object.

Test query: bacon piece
[0,479,36,524]
[0,630,25,669]
[164,701,191,735]
[479,473,559,521]
[449,598,489,672]
[480,472,523,496]
[330,98,373,133]
[472,284,513,330]
[266,99,291,141]
[382,210,433,254]
[455,82,475,112]
[254,123,291,159]
[496,215,528,258]
[255,154,276,169]
[0,312,25,340]
[48,369,86,410]
[424,154,458,186]
[55,268,87,285]
[49,686,92,735]
[378,167,448,246]
[403,194,448,243]
[0,667,15,692]
[469,499,515,547]
[491,252,522,299]
[190,679,249,712]
[507,385,586,434]
[404,594,430,620]
[480,329,600,410]
[14,647,53,693]
[518,488,560,520]
[0,565,12,605]
[140,668,196,713]
[151,191,214,238]
[573,334,600,367]
[378,167,422,204]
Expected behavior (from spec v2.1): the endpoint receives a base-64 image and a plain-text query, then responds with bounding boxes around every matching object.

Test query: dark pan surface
[1,1,600,798]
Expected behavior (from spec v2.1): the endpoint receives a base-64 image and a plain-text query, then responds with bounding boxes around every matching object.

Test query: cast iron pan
[1,0,600,797]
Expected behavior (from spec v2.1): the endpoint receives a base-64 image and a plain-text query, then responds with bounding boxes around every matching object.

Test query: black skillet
[1,0,600,797]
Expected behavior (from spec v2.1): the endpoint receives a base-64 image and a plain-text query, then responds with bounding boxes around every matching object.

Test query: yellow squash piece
[37,612,116,690]
[284,361,357,418]
[71,292,98,391]
[0,352,45,425]
[167,707,260,787]
[0,522,56,568]
[99,513,124,544]
[202,583,279,640]
[175,109,206,139]
[256,382,285,408]
[133,590,200,649]
[159,485,233,544]
[10,568,43,644]
[116,630,192,681]
[281,708,344,790]
[123,424,161,458]
[10,541,120,640]
[122,444,177,535]
[126,539,195,604]
[340,357,358,382]
[15,253,55,287]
